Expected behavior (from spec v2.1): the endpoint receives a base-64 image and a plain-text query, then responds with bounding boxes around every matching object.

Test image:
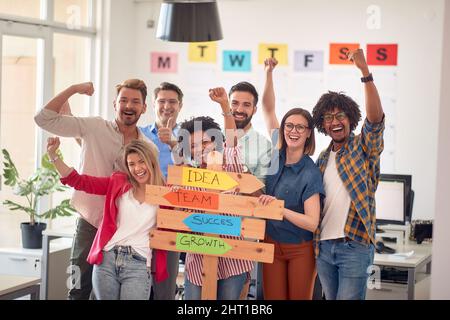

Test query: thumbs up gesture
[158,117,177,149]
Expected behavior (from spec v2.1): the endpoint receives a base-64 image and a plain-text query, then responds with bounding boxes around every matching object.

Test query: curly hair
[178,116,224,151]
[312,91,361,134]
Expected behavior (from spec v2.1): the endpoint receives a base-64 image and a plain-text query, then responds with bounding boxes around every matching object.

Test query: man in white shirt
[34,79,155,300]
[228,82,272,184]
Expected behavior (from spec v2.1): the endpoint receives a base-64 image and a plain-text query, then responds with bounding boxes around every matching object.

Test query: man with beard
[228,82,272,184]
[312,49,385,300]
[34,79,156,300]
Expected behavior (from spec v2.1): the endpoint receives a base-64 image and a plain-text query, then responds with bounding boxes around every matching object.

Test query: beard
[233,112,253,129]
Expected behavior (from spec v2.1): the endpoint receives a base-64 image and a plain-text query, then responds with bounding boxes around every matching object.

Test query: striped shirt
[181,146,255,286]
[314,117,385,256]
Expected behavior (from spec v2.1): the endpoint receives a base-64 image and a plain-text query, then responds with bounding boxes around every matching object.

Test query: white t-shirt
[320,151,352,241]
[104,190,157,265]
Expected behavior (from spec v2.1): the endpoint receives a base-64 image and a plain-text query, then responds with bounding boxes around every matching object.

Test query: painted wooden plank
[167,165,265,194]
[146,185,283,221]
[149,229,274,264]
[156,208,266,240]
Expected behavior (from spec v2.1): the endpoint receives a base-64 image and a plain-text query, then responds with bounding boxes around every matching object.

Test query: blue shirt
[140,123,179,177]
[265,150,325,244]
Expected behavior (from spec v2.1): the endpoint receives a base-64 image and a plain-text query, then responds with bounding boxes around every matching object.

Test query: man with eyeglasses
[312,49,385,300]
[140,82,184,300]
[34,79,156,300]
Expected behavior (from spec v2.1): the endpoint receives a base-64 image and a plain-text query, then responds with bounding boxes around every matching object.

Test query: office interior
[0,0,449,300]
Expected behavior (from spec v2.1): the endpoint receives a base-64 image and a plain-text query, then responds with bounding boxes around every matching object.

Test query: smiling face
[114,87,147,127]
[229,91,257,130]
[322,107,351,149]
[154,89,182,127]
[283,114,311,150]
[189,131,215,167]
[126,152,152,187]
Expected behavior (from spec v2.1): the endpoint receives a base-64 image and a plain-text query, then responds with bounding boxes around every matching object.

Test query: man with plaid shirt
[312,49,385,300]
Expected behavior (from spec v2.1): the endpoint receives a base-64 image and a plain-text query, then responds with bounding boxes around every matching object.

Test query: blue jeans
[316,239,374,300]
[92,246,152,300]
[184,272,247,300]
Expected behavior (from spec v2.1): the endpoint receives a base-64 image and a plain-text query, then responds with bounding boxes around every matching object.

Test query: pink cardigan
[61,169,168,282]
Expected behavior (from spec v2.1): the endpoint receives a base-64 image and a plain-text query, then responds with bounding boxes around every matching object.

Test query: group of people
[34,48,384,300]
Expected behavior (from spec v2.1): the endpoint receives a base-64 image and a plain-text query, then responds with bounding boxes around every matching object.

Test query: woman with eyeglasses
[258,58,325,300]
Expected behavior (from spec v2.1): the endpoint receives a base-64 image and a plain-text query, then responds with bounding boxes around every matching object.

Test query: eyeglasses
[284,122,309,133]
[156,99,179,106]
[322,112,347,123]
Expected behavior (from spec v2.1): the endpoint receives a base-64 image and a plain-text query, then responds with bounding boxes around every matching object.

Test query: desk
[373,241,432,300]
[0,275,40,300]
[41,226,76,300]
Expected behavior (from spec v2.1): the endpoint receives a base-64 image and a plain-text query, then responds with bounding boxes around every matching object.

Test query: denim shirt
[140,123,180,177]
[265,150,325,244]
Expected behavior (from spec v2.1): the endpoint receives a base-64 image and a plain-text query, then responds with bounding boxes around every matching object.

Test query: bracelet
[222,111,233,117]
[361,73,374,83]
[49,155,59,163]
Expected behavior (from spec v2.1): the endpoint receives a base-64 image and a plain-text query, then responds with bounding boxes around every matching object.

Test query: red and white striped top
[183,146,255,286]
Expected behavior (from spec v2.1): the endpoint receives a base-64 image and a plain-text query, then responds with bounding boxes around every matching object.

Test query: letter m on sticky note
[329,43,360,65]
[151,52,178,73]
[223,51,251,72]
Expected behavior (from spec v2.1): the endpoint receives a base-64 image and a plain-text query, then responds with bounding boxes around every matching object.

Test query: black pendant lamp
[156,0,223,42]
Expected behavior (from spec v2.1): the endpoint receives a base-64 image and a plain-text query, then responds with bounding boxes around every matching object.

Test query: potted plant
[2,148,76,249]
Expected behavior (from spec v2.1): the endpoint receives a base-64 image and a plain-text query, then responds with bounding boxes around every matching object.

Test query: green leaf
[40,199,76,219]
[3,200,36,216]
[41,149,64,171]
[2,149,19,186]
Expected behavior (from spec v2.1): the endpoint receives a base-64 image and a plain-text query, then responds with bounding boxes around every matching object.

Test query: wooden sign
[157,208,266,239]
[150,229,274,264]
[167,166,265,194]
[146,185,283,220]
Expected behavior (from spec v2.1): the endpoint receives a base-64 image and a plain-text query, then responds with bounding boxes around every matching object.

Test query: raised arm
[34,82,95,138]
[45,82,94,113]
[60,101,82,147]
[348,49,384,123]
[47,137,74,178]
[262,58,280,135]
[209,87,237,147]
[47,137,110,195]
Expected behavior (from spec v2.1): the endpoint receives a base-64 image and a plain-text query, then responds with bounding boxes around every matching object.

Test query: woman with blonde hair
[47,138,167,300]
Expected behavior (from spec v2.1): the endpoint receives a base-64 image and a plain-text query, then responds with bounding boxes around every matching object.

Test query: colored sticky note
[176,233,232,255]
[150,52,178,73]
[294,51,324,72]
[183,213,242,236]
[258,43,288,65]
[188,42,217,63]
[181,167,238,191]
[367,44,398,66]
[329,43,360,64]
[223,50,251,72]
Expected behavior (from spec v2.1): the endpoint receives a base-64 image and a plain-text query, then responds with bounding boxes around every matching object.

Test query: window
[0,0,42,19]
[0,1,97,236]
[54,0,92,28]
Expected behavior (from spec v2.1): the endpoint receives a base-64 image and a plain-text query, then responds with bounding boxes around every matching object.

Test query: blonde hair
[123,140,165,188]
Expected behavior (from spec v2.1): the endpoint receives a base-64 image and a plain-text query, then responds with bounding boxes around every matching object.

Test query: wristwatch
[361,73,374,83]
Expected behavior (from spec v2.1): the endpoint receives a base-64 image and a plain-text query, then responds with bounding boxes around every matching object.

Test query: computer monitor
[375,174,413,225]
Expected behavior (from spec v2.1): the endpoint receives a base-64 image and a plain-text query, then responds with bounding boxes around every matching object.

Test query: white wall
[127,0,445,221]
[431,0,450,300]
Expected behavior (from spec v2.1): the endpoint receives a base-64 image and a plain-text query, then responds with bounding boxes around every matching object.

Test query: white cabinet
[0,240,72,300]
[0,248,41,277]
